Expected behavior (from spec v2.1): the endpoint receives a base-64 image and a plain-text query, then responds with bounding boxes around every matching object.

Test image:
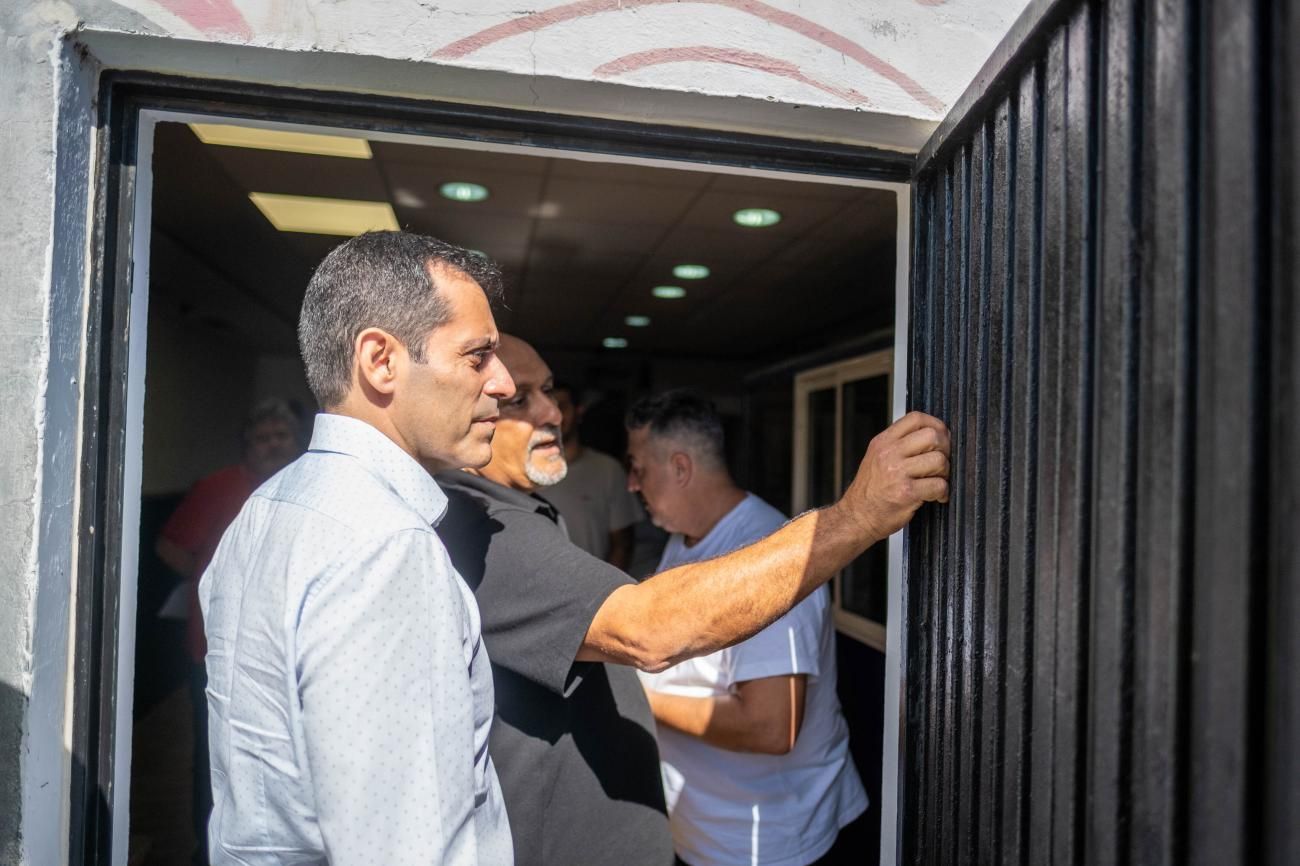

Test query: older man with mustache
[435,334,950,866]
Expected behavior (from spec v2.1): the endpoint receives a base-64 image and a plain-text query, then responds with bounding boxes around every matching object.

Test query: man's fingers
[903,450,949,480]
[911,476,949,505]
[882,411,948,444]
[897,425,950,459]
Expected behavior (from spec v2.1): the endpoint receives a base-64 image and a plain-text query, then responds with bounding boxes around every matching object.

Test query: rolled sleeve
[295,529,481,866]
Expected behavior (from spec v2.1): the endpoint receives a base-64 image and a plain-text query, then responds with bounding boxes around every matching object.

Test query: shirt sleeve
[727,586,828,685]
[453,504,632,696]
[295,528,483,866]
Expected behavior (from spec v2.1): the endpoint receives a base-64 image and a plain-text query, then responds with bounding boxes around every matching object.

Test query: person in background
[435,334,949,866]
[627,390,866,866]
[541,382,643,569]
[155,397,303,865]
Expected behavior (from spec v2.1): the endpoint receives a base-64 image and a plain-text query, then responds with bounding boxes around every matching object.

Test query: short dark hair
[297,231,504,408]
[625,389,725,466]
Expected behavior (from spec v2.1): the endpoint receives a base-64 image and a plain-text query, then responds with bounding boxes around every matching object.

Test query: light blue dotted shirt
[199,413,512,865]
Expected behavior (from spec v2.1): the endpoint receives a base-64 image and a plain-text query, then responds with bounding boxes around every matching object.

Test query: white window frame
[792,349,895,651]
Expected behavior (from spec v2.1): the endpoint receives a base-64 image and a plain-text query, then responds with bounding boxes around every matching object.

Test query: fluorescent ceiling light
[625,315,651,327]
[652,285,687,299]
[189,123,372,158]
[440,182,490,202]
[249,192,399,236]
[672,264,710,280]
[602,337,629,349]
[733,207,782,227]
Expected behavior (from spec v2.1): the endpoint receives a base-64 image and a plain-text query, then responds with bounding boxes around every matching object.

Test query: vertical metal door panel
[955,131,986,866]
[905,0,1292,864]
[976,97,1014,866]
[1028,31,1066,866]
[1187,0,1264,864]
[1001,64,1043,866]
[1050,9,1096,866]
[941,150,969,864]
[1130,0,1195,863]
[1088,0,1142,862]
[1266,6,1300,864]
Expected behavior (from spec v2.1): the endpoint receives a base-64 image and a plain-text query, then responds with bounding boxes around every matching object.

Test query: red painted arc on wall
[432,0,946,114]
[594,46,872,107]
[154,0,253,40]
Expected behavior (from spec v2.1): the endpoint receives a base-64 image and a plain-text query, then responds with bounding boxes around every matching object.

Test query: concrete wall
[0,0,1026,861]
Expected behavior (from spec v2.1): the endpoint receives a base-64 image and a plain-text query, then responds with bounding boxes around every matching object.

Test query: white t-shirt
[542,447,643,560]
[640,494,868,866]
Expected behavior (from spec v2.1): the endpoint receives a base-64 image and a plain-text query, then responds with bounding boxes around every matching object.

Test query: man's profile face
[396,263,515,472]
[481,336,567,492]
[245,418,298,480]
[625,426,684,533]
[554,388,579,441]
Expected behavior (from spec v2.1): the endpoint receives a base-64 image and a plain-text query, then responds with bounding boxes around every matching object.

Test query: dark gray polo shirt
[435,471,673,866]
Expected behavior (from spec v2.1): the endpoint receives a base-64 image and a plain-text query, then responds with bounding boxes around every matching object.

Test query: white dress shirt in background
[200,413,512,865]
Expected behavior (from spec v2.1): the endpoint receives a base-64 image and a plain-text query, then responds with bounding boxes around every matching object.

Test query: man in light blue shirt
[200,232,517,865]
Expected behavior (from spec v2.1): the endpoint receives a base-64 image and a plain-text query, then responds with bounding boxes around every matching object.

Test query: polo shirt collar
[309,413,449,526]
[436,470,558,520]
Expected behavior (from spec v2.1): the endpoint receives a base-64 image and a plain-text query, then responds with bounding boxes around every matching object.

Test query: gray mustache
[528,426,563,452]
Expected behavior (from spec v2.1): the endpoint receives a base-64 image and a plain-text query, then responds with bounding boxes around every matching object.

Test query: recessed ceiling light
[440,182,490,202]
[625,315,651,327]
[602,337,629,349]
[248,192,399,236]
[467,249,489,258]
[672,264,710,280]
[652,285,687,300]
[189,123,373,159]
[733,207,782,228]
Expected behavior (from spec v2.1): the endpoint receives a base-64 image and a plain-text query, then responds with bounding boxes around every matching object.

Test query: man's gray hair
[625,389,726,468]
[298,231,504,408]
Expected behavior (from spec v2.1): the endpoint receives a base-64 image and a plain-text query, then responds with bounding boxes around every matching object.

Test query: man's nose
[538,392,563,427]
[485,356,516,400]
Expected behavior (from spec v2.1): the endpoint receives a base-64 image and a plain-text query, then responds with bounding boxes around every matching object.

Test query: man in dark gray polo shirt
[437,335,950,866]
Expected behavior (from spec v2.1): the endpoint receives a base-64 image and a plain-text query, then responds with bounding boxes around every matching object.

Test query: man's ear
[355,327,403,397]
[670,451,693,487]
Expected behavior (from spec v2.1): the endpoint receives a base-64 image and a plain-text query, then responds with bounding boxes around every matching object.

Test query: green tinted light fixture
[733,207,781,227]
[672,263,710,280]
[652,285,687,300]
[625,315,651,327]
[440,182,490,202]
[603,337,629,349]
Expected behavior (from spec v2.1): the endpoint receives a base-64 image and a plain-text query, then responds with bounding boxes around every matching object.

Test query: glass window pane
[840,374,891,625]
[807,387,837,508]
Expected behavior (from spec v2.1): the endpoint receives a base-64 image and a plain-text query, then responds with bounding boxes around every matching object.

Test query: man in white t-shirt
[626,390,868,866]
[541,382,643,569]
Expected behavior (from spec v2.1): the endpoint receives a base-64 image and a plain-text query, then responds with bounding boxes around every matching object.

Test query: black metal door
[903,1,1298,865]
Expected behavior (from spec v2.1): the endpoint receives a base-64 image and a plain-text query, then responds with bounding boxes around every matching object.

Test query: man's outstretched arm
[579,411,950,672]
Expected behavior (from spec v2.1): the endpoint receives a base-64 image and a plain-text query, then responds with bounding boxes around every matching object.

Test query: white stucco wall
[0,1,1026,862]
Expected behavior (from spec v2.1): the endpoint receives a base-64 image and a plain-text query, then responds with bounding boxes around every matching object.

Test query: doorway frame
[72,72,916,866]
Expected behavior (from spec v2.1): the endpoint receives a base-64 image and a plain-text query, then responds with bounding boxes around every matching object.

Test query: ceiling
[149,123,898,363]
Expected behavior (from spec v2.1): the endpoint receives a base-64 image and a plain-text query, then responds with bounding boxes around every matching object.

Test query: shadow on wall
[0,678,111,865]
[1,678,19,863]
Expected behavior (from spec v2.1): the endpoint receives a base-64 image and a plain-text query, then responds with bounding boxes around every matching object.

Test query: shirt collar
[435,470,559,522]
[308,413,449,526]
